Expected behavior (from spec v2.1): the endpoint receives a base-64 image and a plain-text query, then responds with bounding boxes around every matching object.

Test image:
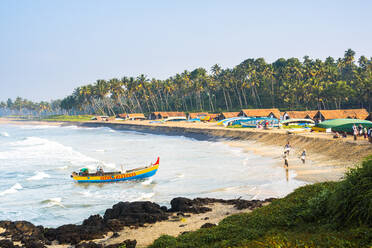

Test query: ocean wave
[19,125,59,130]
[0,131,10,137]
[27,171,50,181]
[141,178,153,185]
[134,192,155,201]
[0,183,23,196]
[41,197,65,208]
[5,136,98,167]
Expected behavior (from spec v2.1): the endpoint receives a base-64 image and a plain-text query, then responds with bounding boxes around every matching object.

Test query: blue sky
[0,0,371,102]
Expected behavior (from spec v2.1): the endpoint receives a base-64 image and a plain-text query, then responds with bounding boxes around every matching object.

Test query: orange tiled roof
[127,113,145,119]
[240,108,281,119]
[188,112,208,119]
[317,109,369,120]
[285,111,318,119]
[221,112,240,118]
[153,112,186,118]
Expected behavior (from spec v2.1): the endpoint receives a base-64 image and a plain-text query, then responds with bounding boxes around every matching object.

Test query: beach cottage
[218,112,240,120]
[187,112,208,120]
[117,113,146,120]
[238,109,281,119]
[149,111,186,120]
[313,109,369,122]
[282,110,318,120]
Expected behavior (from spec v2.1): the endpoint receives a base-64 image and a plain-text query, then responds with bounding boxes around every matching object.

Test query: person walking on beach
[353,128,358,141]
[363,127,368,139]
[300,149,306,164]
[284,142,291,155]
[358,124,363,136]
[283,152,289,167]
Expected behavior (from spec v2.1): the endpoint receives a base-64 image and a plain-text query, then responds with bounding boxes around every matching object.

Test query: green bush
[327,155,372,227]
[149,156,372,247]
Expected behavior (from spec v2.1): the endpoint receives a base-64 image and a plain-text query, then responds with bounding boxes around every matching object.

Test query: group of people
[352,124,372,141]
[283,142,306,168]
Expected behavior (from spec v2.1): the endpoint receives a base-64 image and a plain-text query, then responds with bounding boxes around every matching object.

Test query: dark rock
[203,217,209,220]
[106,239,137,248]
[44,223,106,244]
[0,239,19,248]
[111,232,120,238]
[103,201,169,226]
[22,239,46,248]
[82,215,104,227]
[76,242,103,248]
[105,219,123,232]
[179,224,187,227]
[200,223,216,228]
[169,197,212,214]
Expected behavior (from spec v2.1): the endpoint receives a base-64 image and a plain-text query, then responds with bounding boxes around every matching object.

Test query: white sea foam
[95,149,105,153]
[141,178,153,185]
[0,183,23,196]
[27,171,50,181]
[175,173,184,178]
[135,192,155,201]
[42,197,64,208]
[4,137,98,167]
[19,125,58,130]
[0,132,10,137]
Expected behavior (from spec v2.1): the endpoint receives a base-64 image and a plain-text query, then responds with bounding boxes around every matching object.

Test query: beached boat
[241,118,279,128]
[71,157,159,183]
[280,118,315,127]
[312,119,372,133]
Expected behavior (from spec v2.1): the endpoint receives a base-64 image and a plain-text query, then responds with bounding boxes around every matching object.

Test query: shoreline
[1,117,371,247]
[1,118,371,183]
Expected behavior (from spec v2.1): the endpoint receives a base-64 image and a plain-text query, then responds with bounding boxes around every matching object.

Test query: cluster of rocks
[0,197,275,247]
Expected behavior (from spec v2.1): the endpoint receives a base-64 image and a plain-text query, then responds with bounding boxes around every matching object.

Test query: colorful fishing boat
[241,117,279,128]
[71,157,159,183]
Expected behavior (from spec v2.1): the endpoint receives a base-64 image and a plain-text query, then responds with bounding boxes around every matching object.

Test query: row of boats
[217,117,314,128]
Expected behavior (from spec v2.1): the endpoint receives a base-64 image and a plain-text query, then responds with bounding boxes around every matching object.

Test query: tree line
[1,49,371,116]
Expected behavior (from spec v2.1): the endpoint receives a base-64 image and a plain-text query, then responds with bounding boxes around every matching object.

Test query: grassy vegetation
[150,156,372,248]
[39,115,94,122]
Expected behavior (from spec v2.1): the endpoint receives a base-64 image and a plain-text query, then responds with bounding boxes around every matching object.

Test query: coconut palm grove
[0,49,371,116]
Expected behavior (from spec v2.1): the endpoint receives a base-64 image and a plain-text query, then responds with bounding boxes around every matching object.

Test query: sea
[0,124,306,227]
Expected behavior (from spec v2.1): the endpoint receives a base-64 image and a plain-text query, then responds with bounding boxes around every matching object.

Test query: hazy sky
[0,0,371,102]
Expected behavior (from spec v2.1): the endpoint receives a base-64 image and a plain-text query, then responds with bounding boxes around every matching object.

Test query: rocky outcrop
[103,201,169,226]
[0,197,274,247]
[169,197,275,213]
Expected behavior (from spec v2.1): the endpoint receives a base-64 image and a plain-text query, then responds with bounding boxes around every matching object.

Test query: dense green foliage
[1,49,371,117]
[0,97,62,116]
[149,156,372,248]
[57,49,371,115]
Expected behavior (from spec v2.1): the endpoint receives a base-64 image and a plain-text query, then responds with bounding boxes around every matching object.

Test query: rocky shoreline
[0,197,274,248]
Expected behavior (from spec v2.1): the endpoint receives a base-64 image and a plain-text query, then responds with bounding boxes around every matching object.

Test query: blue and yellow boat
[71,157,159,183]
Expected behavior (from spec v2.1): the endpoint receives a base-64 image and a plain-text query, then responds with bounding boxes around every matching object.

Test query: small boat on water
[71,157,160,183]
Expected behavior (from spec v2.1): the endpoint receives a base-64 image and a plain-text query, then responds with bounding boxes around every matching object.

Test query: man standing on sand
[300,149,306,164]
[284,142,291,155]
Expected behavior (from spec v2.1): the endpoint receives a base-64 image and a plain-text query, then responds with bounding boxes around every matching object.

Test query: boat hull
[72,158,159,183]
